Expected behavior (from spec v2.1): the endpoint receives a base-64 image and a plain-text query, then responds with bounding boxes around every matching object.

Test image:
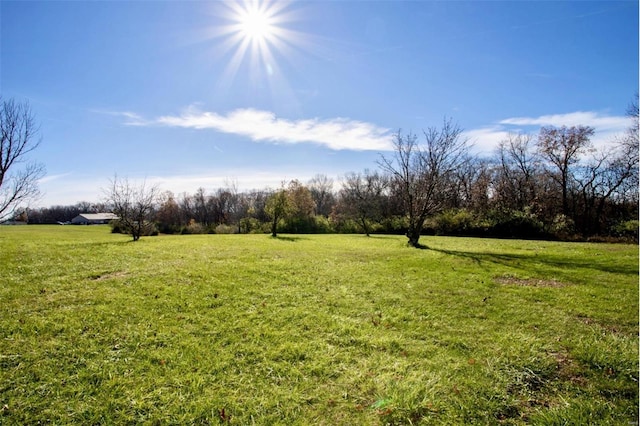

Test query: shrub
[239,217,263,234]
[488,209,545,239]
[214,224,237,234]
[434,209,475,236]
[182,219,207,235]
[311,215,334,234]
[612,220,639,242]
[379,216,409,234]
[156,222,182,235]
[550,214,575,239]
[332,218,362,234]
[110,219,157,237]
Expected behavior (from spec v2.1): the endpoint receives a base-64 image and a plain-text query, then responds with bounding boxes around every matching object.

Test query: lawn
[0,226,637,425]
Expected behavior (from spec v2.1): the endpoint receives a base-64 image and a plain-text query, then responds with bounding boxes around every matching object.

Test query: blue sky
[2,0,637,207]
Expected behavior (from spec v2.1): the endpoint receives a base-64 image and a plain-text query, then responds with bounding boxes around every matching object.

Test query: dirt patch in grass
[550,350,589,387]
[575,314,628,336]
[89,271,128,281]
[495,276,567,288]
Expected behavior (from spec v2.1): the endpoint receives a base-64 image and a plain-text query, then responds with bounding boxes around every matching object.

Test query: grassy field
[0,226,637,425]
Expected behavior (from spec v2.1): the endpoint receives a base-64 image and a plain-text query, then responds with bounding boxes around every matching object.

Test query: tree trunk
[360,217,370,237]
[271,217,278,237]
[406,227,421,248]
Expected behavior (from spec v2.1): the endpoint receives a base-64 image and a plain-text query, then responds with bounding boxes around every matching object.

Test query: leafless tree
[453,155,492,213]
[338,170,388,236]
[575,97,640,232]
[0,97,45,220]
[379,119,469,247]
[308,174,335,217]
[104,176,160,241]
[537,125,595,216]
[494,132,541,211]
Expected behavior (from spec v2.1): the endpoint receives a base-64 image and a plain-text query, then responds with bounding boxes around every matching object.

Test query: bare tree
[104,176,160,241]
[338,170,388,236]
[576,97,640,233]
[537,125,595,216]
[308,174,335,217]
[495,133,541,212]
[193,187,214,227]
[379,119,469,247]
[0,97,45,220]
[453,155,492,213]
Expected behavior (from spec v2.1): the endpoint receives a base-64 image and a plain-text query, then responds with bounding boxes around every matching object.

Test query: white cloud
[462,126,513,153]
[499,111,628,131]
[91,109,149,125]
[466,111,630,155]
[151,106,394,151]
[37,172,72,185]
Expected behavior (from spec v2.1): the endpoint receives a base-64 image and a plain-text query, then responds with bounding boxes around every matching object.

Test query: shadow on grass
[71,240,133,248]
[429,247,638,278]
[271,235,309,242]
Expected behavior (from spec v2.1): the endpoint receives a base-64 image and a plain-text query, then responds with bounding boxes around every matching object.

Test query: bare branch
[0,97,45,220]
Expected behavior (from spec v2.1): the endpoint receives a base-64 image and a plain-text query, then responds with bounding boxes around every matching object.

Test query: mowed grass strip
[0,226,637,425]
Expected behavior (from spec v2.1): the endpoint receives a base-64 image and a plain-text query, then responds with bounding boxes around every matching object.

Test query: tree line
[16,97,640,246]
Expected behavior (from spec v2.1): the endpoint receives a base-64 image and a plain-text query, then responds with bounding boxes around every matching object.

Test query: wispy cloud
[499,111,628,131]
[130,106,394,151]
[463,126,513,153]
[38,172,72,185]
[465,111,630,155]
[91,109,149,126]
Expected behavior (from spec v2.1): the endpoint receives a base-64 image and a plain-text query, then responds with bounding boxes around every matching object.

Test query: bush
[110,219,157,237]
[332,218,362,234]
[378,216,409,234]
[156,222,183,235]
[110,219,125,234]
[239,217,263,234]
[214,224,237,234]
[612,220,639,242]
[489,209,545,239]
[434,209,475,236]
[550,214,575,239]
[311,215,334,234]
[181,220,207,235]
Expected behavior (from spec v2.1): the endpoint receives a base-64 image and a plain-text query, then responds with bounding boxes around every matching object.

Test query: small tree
[155,190,183,233]
[104,176,160,241]
[0,97,46,220]
[286,179,316,232]
[264,183,293,237]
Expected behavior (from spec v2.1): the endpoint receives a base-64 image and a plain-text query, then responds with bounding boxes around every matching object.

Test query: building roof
[74,213,119,221]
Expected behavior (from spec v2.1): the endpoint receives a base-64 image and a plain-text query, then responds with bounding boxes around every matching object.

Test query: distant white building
[71,213,119,225]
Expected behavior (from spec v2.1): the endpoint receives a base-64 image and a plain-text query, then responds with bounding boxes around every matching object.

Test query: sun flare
[214,0,308,96]
[238,6,275,43]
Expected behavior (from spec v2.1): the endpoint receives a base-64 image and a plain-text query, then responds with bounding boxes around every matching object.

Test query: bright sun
[238,7,274,43]
[215,0,305,88]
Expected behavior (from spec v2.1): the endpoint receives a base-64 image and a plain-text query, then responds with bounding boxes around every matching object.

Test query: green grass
[1,226,637,425]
